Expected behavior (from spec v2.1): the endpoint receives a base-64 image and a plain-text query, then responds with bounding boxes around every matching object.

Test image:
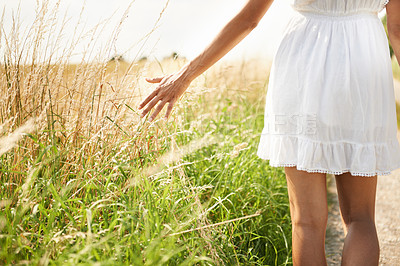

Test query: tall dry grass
[0,0,272,188]
[0,1,169,183]
[0,1,292,265]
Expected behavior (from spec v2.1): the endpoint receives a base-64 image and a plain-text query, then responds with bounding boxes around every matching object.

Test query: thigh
[285,166,328,225]
[334,172,377,225]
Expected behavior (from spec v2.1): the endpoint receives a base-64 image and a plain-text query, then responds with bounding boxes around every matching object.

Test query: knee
[341,210,375,228]
[291,210,328,232]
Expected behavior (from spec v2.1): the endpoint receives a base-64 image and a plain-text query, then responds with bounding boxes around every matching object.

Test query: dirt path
[325,174,344,265]
[324,80,400,265]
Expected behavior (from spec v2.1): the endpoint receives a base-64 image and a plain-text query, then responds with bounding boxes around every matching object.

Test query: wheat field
[0,1,293,265]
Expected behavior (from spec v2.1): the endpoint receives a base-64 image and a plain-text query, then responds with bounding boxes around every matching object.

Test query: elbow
[248,21,259,30]
[239,11,261,31]
[237,0,272,32]
[246,18,259,30]
[243,19,259,31]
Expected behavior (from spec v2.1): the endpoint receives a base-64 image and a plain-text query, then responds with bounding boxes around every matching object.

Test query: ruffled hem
[257,134,400,177]
[267,162,391,177]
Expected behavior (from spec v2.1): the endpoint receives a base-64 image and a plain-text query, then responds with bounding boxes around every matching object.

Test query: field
[0,56,293,265]
[0,6,292,263]
[2,2,400,265]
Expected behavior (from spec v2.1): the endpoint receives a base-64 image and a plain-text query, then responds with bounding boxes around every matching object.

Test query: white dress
[257,0,400,176]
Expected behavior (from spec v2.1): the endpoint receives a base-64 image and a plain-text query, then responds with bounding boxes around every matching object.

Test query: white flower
[230,142,248,158]
[233,142,248,152]
[230,150,240,158]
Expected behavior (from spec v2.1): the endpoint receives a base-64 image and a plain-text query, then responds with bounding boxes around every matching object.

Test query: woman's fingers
[141,96,160,118]
[149,100,167,122]
[164,101,175,120]
[138,89,158,110]
[139,74,184,121]
[139,77,166,110]
[145,77,163,83]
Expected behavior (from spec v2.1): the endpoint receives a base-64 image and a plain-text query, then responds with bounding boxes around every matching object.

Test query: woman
[138,0,400,265]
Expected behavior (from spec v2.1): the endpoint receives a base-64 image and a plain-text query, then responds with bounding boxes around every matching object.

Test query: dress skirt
[257,5,400,177]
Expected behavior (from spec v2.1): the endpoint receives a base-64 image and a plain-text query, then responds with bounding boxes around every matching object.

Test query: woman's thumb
[145,77,163,83]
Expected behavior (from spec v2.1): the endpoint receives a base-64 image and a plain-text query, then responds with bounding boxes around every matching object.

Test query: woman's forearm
[387,0,400,65]
[388,27,400,65]
[138,0,274,121]
[180,0,274,82]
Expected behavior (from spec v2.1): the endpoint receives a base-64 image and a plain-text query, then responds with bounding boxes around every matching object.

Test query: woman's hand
[138,71,192,122]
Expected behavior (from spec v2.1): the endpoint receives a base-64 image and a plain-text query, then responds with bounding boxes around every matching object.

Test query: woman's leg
[284,166,328,266]
[334,173,379,266]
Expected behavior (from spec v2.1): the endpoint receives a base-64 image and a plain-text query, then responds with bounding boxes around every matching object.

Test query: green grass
[393,57,400,81]
[3,53,400,265]
[0,66,292,265]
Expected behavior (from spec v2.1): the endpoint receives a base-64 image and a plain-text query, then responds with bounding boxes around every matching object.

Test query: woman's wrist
[179,61,201,83]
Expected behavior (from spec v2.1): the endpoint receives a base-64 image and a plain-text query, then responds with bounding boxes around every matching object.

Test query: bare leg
[334,172,379,266]
[285,166,328,266]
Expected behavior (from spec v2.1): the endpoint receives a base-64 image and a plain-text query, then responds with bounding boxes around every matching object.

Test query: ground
[325,174,345,265]
[324,80,400,265]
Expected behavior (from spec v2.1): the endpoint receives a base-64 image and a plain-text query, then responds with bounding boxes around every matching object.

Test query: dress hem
[257,134,400,177]
[257,159,397,177]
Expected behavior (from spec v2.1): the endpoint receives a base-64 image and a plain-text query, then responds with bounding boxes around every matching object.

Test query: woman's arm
[387,0,400,64]
[139,0,274,121]
[179,0,274,81]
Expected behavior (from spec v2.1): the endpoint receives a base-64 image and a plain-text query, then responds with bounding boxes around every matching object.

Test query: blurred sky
[1,0,387,63]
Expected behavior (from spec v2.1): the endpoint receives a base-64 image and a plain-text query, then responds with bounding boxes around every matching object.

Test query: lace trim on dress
[268,162,392,177]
